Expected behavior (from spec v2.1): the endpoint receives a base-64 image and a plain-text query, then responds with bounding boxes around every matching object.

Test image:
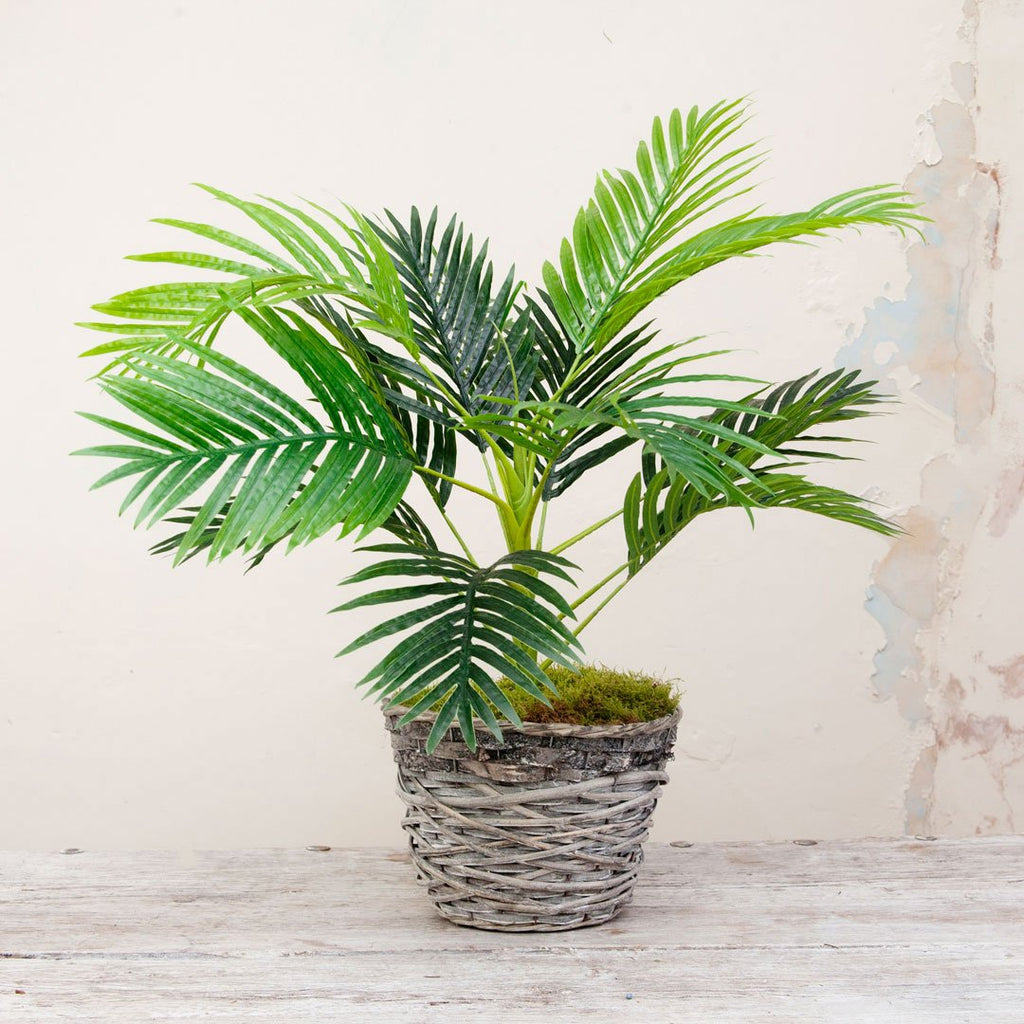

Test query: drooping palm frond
[467,375,781,508]
[76,308,415,562]
[558,395,780,499]
[335,546,581,752]
[626,467,896,576]
[622,369,898,574]
[538,99,924,375]
[461,332,773,506]
[375,207,539,421]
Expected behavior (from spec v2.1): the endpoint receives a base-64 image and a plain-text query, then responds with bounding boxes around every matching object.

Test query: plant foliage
[335,547,581,751]
[77,100,922,750]
[622,369,899,574]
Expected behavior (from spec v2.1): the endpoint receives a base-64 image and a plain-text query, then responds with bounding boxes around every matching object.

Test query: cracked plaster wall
[836,1,1024,836]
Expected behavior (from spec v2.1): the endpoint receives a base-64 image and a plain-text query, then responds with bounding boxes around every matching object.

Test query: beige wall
[2,0,1021,848]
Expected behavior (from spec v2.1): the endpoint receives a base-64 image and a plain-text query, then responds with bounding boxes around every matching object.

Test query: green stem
[573,577,631,637]
[539,562,633,673]
[499,454,558,552]
[440,508,477,565]
[535,501,549,549]
[549,352,584,404]
[484,451,525,551]
[414,466,513,514]
[482,451,500,495]
[550,509,624,555]
[568,561,630,613]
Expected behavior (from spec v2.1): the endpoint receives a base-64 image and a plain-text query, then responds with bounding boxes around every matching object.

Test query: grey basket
[385,708,681,932]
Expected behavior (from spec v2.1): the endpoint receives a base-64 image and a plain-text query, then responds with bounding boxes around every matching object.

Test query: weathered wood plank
[2,946,1020,1023]
[3,839,1022,952]
[1,839,1022,1021]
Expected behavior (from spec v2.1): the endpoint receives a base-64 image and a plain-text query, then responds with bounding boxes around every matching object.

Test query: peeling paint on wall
[836,1,1023,836]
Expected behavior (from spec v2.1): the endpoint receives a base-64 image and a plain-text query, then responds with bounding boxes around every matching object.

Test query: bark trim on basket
[385,706,682,739]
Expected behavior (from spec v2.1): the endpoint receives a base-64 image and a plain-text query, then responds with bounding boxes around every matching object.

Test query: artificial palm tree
[77,99,920,755]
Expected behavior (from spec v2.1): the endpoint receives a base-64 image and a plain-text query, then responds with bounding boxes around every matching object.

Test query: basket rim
[383,704,681,740]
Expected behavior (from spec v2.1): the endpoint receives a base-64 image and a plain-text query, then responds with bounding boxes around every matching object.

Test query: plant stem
[518,459,554,539]
[414,466,513,514]
[482,452,500,495]
[440,508,477,565]
[572,577,631,637]
[535,501,548,549]
[539,562,633,673]
[568,561,630,613]
[550,509,623,555]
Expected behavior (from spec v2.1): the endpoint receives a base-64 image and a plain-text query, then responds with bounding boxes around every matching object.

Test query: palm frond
[622,368,898,573]
[335,546,581,752]
[376,207,539,423]
[150,497,437,569]
[75,310,415,562]
[80,190,468,507]
[540,99,924,370]
[79,187,369,362]
[541,331,760,498]
[469,382,781,507]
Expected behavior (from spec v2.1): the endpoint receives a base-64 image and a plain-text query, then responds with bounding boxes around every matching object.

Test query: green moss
[501,664,680,726]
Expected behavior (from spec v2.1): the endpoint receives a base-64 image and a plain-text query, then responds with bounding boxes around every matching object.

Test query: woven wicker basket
[384,707,681,932]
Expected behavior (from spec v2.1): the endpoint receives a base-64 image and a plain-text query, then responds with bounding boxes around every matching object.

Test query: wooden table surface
[2,838,1022,1022]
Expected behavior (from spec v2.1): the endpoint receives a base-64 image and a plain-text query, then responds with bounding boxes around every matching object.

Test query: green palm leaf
[79,186,368,362]
[79,186,423,394]
[541,330,761,498]
[468,378,781,509]
[150,497,437,569]
[81,190,462,508]
[376,207,539,421]
[335,546,581,752]
[623,368,898,573]
[539,99,924,362]
[75,309,415,562]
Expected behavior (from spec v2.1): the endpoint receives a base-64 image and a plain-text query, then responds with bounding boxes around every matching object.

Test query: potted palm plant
[76,99,920,931]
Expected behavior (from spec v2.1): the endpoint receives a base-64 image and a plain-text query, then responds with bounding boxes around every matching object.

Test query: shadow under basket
[384,707,681,932]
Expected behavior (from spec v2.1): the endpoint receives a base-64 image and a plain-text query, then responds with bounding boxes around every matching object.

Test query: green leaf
[375,207,538,424]
[623,368,899,572]
[539,98,924,368]
[77,313,415,561]
[337,547,582,752]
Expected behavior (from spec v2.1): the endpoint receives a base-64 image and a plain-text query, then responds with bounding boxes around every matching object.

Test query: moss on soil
[501,664,680,726]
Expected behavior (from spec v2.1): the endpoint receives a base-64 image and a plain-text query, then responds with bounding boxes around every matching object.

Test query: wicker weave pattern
[385,709,680,932]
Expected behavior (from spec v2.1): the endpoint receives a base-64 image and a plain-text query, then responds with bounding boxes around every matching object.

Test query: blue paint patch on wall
[863,585,930,723]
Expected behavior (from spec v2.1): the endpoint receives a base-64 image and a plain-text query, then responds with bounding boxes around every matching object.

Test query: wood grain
[2,838,1022,1021]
